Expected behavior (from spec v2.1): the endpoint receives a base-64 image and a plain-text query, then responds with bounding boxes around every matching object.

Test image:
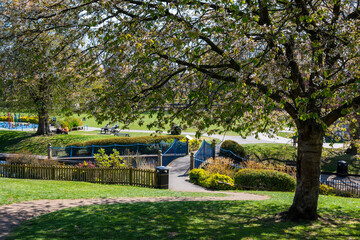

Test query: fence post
[212,139,216,160]
[157,150,163,166]
[129,168,133,185]
[48,143,52,159]
[190,152,195,170]
[186,139,190,155]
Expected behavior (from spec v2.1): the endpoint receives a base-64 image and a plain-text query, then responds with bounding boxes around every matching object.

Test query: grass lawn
[6,190,360,239]
[0,130,220,155]
[243,143,297,162]
[0,130,119,155]
[0,178,225,205]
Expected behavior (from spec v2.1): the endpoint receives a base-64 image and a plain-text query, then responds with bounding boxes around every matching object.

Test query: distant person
[104,124,109,133]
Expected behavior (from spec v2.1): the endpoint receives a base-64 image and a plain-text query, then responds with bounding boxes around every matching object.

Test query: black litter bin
[337,161,348,176]
[156,166,169,189]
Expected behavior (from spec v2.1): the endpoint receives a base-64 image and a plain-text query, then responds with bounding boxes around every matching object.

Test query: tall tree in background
[1,0,359,219]
[0,2,97,135]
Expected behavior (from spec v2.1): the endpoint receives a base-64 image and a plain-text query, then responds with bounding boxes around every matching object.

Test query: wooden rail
[0,164,156,188]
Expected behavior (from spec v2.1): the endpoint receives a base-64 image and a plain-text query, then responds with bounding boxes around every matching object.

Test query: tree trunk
[286,121,324,220]
[36,109,51,135]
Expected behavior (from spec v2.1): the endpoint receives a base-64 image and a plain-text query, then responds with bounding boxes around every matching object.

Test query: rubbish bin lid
[338,161,347,164]
[156,166,169,170]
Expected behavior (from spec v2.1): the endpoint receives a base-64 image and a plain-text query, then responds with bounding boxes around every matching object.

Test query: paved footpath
[168,155,209,192]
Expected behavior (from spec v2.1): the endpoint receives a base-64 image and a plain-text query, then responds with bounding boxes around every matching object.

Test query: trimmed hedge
[65,135,186,156]
[220,140,247,162]
[66,135,185,147]
[189,169,209,185]
[189,169,235,190]
[234,169,296,191]
[204,173,235,190]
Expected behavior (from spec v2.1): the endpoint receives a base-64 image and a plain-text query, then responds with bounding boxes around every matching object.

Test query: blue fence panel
[194,140,213,168]
[219,148,247,162]
[162,139,188,166]
[53,139,187,160]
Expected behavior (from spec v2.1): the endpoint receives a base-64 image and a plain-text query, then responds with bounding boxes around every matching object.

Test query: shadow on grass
[7,201,360,239]
[0,131,33,153]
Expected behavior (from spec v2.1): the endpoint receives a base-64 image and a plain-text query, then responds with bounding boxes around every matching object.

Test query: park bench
[100,128,111,134]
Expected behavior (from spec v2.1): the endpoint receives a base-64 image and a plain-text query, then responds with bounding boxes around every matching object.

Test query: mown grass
[6,191,360,239]
[244,143,297,162]
[0,178,225,206]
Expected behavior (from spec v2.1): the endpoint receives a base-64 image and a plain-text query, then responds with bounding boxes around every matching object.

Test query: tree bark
[286,120,324,220]
[36,108,51,135]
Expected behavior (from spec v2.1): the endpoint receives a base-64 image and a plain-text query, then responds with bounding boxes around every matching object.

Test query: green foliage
[189,169,235,190]
[220,140,247,161]
[0,115,39,124]
[244,143,297,163]
[319,184,334,196]
[203,173,235,190]
[189,138,201,151]
[234,169,296,192]
[94,148,128,168]
[66,135,185,147]
[58,117,83,130]
[320,184,360,198]
[189,169,209,185]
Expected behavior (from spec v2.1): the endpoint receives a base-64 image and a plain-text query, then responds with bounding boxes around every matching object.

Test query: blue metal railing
[320,179,360,197]
[52,139,188,162]
[219,148,247,161]
[194,140,214,168]
[162,139,188,166]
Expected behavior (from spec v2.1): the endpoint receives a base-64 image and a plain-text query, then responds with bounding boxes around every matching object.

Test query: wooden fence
[0,164,157,188]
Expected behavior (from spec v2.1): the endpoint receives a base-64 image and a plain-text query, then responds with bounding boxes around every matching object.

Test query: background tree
[1,0,359,220]
[0,2,98,135]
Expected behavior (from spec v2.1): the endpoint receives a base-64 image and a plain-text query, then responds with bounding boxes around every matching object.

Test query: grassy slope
[6,190,360,239]
[0,130,118,155]
[243,143,297,162]
[0,130,220,155]
[0,178,225,205]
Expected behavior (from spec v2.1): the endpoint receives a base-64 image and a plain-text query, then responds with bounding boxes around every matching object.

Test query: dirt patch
[0,192,268,239]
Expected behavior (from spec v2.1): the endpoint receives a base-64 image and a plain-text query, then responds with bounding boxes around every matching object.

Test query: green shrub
[65,135,185,156]
[220,140,247,161]
[320,184,335,196]
[320,184,360,198]
[58,117,83,130]
[94,148,128,168]
[67,135,185,147]
[234,169,296,191]
[204,173,235,190]
[189,169,209,184]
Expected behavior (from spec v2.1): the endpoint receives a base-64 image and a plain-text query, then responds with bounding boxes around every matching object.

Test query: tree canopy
[1,0,359,220]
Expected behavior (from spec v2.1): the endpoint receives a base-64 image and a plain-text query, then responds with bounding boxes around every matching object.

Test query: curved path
[0,155,268,239]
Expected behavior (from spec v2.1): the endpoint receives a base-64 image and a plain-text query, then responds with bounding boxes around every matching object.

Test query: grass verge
[6,191,360,239]
[0,178,225,205]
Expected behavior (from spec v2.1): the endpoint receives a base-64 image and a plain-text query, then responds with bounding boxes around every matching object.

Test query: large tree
[0,3,96,135]
[1,0,359,220]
